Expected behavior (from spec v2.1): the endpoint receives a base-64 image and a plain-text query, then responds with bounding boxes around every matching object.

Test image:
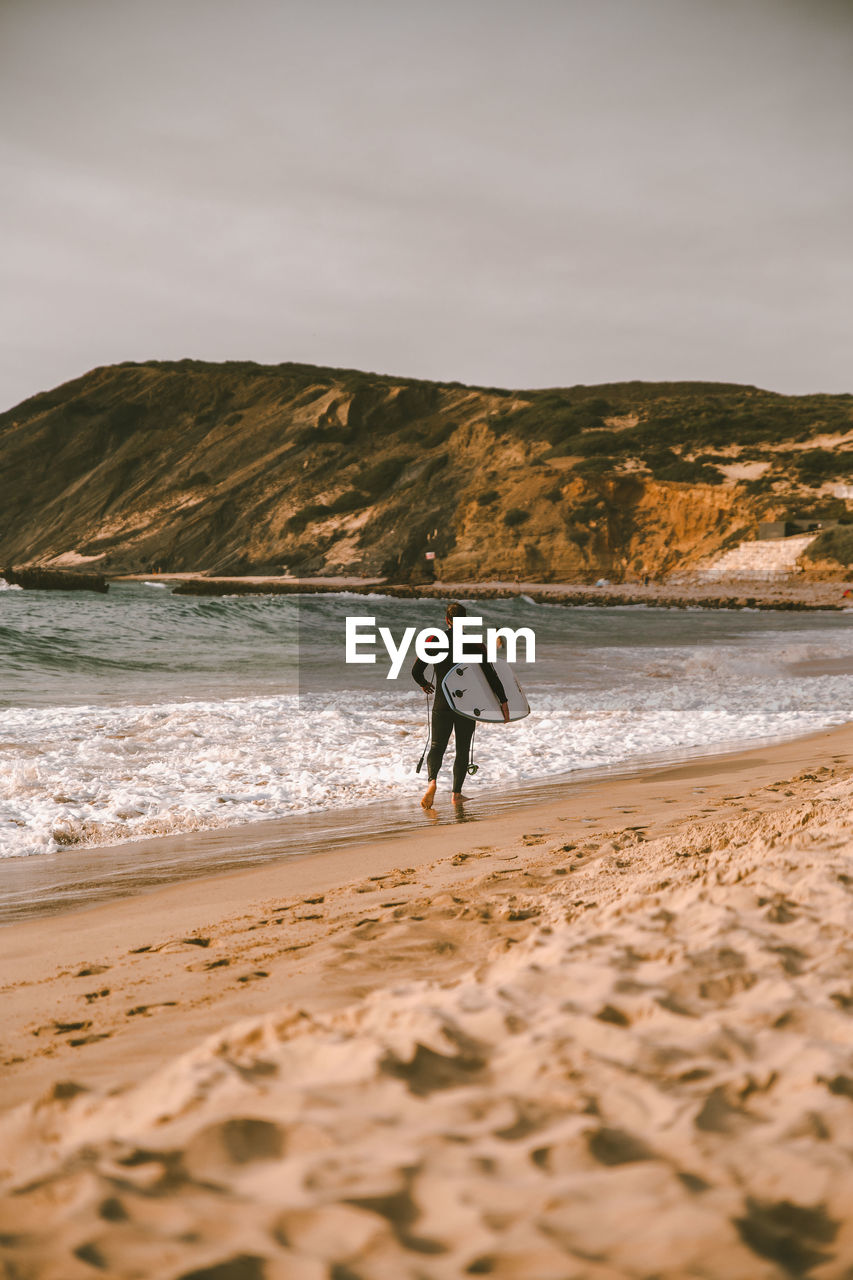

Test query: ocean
[1,580,851,914]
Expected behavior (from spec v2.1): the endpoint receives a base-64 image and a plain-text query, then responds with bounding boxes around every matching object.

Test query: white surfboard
[441,658,530,723]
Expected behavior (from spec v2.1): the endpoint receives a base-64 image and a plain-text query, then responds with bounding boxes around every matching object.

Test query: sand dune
[3,747,853,1277]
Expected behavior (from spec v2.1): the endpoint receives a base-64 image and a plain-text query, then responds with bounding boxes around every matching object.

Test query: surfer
[411,602,509,809]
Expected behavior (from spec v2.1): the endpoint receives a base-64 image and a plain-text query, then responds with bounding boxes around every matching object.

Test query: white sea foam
[1,652,849,857]
[0,578,22,591]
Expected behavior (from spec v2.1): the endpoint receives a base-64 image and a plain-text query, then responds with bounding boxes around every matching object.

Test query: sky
[1,0,852,410]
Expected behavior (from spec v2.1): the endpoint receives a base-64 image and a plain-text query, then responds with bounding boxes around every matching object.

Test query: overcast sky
[1,0,851,410]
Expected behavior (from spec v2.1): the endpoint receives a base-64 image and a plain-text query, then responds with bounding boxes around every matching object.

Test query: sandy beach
[3,724,853,1278]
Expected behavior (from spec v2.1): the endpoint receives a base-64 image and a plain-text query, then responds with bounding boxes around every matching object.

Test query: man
[411,602,509,809]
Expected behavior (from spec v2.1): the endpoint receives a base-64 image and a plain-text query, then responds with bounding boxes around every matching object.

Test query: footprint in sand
[75,964,110,977]
[452,850,492,865]
[47,1081,89,1101]
[379,1038,488,1096]
[183,1117,285,1176]
[69,1032,111,1047]
[31,1025,103,1047]
[587,1126,657,1166]
[126,1002,178,1017]
[98,1197,129,1223]
[733,1199,838,1272]
[129,937,210,955]
[760,895,799,924]
[506,906,541,922]
[596,1003,631,1027]
[83,988,111,1003]
[237,970,269,983]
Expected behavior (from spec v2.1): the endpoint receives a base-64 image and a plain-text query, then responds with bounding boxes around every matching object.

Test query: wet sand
[2,723,853,1277]
[0,744,810,925]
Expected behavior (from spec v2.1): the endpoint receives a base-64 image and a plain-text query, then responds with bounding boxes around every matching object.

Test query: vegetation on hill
[805,525,853,567]
[1,360,851,581]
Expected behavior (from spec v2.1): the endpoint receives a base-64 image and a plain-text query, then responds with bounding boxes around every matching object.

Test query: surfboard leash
[467,723,479,776]
[415,689,432,774]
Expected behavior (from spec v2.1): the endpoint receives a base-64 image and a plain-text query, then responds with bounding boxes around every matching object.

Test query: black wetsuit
[411,627,507,792]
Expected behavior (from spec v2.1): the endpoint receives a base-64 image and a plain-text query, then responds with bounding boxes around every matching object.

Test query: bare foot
[421,781,437,810]
[451,792,466,805]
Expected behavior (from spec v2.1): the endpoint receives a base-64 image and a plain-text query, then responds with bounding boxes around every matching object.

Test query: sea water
[2,582,852,860]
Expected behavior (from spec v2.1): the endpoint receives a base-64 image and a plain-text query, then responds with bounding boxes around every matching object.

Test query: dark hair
[445,601,467,620]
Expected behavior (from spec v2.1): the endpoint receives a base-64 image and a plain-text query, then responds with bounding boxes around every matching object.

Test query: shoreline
[1,722,849,925]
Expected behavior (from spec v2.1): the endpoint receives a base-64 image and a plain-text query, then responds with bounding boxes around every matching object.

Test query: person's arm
[411,648,435,694]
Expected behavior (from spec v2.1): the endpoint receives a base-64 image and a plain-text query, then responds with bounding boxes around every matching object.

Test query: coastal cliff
[1,360,851,581]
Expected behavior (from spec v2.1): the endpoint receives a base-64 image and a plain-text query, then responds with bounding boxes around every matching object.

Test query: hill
[2,360,852,581]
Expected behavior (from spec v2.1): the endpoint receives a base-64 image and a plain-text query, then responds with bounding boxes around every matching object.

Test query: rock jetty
[3,565,109,593]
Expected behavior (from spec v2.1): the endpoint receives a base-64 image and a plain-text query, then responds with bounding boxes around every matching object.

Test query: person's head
[445,601,467,627]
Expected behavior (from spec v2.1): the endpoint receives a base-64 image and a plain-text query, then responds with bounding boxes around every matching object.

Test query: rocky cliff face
[1,360,851,580]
